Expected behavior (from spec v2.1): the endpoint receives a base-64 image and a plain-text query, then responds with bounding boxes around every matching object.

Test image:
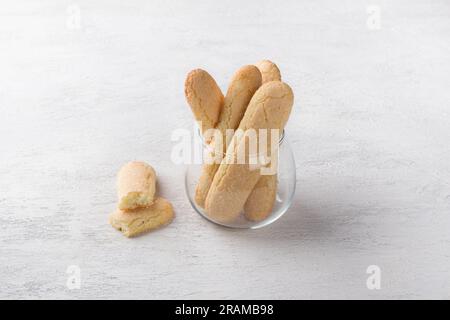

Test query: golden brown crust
[244,60,283,221]
[117,161,156,211]
[255,60,281,84]
[109,197,174,237]
[204,81,294,222]
[216,65,262,134]
[195,65,262,208]
[184,69,224,134]
[244,175,277,221]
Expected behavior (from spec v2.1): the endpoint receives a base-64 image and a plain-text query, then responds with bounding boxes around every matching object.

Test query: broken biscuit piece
[117,161,156,211]
[109,197,174,237]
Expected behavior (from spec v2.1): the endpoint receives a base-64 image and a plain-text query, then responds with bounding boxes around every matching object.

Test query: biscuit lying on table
[117,161,156,211]
[111,161,174,237]
[110,197,174,238]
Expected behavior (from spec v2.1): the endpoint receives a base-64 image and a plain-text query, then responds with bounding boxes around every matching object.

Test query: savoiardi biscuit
[204,81,294,222]
[244,172,277,222]
[110,197,174,238]
[184,69,224,134]
[244,60,282,221]
[117,161,156,211]
[255,59,281,84]
[195,65,262,207]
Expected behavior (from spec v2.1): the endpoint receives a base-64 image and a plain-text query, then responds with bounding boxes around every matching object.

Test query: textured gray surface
[1,0,449,299]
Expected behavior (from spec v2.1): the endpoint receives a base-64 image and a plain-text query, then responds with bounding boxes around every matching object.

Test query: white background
[1,0,449,299]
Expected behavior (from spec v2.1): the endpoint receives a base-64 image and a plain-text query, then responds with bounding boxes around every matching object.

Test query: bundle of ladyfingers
[185,60,294,223]
[109,161,174,237]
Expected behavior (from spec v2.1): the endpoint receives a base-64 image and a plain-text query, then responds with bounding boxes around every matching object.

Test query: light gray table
[1,0,449,299]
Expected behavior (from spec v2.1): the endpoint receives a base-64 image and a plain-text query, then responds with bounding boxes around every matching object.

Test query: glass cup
[185,129,296,229]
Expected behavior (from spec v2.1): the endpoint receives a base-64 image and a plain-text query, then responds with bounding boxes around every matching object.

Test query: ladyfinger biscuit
[243,60,282,221]
[215,65,262,134]
[184,69,224,134]
[204,81,294,222]
[194,65,262,207]
[244,173,277,221]
[117,161,156,211]
[255,60,281,84]
[109,197,174,238]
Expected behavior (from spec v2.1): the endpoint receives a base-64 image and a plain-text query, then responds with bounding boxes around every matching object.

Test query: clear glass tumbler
[185,129,296,229]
